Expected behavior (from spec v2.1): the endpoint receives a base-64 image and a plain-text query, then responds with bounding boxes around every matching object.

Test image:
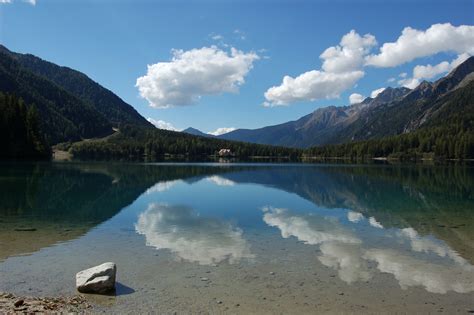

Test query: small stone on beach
[14,299,24,307]
[76,262,116,294]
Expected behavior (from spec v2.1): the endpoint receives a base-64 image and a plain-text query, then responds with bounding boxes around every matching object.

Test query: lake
[0,162,473,313]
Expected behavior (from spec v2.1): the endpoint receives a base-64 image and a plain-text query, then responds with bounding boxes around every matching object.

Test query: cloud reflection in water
[364,249,474,294]
[145,180,182,194]
[319,242,372,283]
[135,203,254,265]
[262,206,474,294]
[262,206,361,245]
[205,175,236,186]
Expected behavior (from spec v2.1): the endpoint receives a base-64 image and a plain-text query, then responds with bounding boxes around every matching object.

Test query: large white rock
[76,262,116,294]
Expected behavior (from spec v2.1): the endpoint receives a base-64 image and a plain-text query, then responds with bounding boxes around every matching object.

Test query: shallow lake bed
[1,162,473,313]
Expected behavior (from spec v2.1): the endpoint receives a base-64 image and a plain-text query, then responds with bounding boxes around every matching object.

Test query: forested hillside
[70,76,474,162]
[3,45,152,129]
[0,45,153,145]
[0,93,51,159]
[219,57,474,149]
[0,47,113,144]
[69,125,301,160]
[306,81,474,160]
[1,44,472,162]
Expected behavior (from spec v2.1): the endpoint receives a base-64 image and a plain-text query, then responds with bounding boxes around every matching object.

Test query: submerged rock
[14,228,37,232]
[76,262,116,294]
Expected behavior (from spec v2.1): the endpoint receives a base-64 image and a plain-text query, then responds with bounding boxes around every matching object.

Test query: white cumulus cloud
[399,53,471,89]
[413,60,451,80]
[208,127,237,136]
[0,0,35,4]
[321,30,377,73]
[370,87,385,98]
[349,93,365,105]
[264,70,364,107]
[263,30,374,107]
[366,23,474,67]
[136,46,259,108]
[450,52,472,68]
[147,118,180,131]
[398,78,420,89]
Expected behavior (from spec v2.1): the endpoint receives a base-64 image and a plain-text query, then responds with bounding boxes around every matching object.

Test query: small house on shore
[218,148,232,156]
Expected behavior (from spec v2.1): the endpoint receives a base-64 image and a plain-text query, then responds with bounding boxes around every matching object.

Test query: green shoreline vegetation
[1,90,473,162]
[0,93,50,160]
[1,44,473,163]
[68,80,474,162]
[67,121,474,162]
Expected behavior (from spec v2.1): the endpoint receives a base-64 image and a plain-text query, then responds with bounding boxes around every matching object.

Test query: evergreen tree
[0,92,51,159]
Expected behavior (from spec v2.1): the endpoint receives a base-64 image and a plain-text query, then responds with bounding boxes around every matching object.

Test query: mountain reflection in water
[0,163,241,260]
[1,162,473,298]
[215,165,474,263]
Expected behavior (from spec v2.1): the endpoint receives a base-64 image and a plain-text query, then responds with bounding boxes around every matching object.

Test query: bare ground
[0,292,92,314]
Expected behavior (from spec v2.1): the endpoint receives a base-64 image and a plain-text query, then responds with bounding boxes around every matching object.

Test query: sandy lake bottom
[1,162,473,313]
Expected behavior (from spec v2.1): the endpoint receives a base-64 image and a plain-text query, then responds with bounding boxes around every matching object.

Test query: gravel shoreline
[0,292,92,313]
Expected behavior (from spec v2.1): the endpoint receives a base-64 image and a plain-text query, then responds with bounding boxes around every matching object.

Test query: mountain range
[0,45,152,144]
[1,44,473,160]
[181,127,215,138]
[184,57,474,148]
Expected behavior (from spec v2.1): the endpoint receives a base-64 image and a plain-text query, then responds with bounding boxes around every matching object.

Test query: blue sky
[1,0,473,134]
